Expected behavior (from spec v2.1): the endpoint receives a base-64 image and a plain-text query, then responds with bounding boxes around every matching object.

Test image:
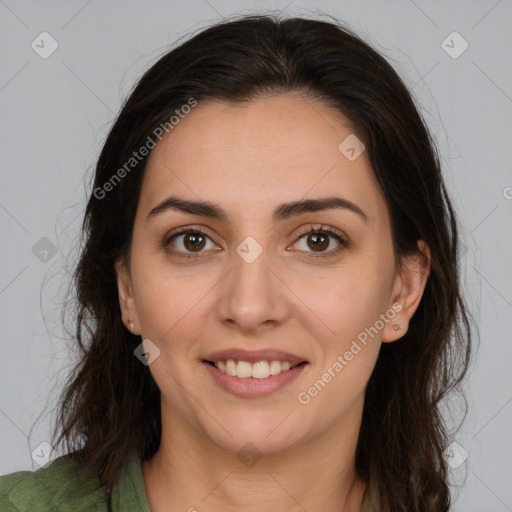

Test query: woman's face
[116,92,427,455]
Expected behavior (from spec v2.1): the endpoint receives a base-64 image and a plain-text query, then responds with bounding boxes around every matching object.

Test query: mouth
[202,359,308,379]
[201,358,309,398]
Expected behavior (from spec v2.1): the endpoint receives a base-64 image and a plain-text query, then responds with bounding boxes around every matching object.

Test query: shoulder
[0,454,109,512]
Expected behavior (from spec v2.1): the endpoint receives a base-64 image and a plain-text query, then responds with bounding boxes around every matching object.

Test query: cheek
[130,254,223,358]
[130,254,202,339]
[297,288,382,417]
[304,267,384,341]
[302,266,386,380]
[138,285,203,343]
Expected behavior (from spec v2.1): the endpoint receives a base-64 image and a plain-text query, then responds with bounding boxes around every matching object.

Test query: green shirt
[0,451,379,511]
[0,450,151,512]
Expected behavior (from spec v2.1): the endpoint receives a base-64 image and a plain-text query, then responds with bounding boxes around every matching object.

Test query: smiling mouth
[203,359,308,379]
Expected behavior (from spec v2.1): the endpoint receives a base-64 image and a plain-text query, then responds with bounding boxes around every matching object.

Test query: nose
[215,243,290,333]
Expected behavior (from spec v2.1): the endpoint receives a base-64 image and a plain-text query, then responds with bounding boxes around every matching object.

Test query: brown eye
[292,225,348,257]
[165,228,217,257]
[306,232,330,252]
[182,233,206,251]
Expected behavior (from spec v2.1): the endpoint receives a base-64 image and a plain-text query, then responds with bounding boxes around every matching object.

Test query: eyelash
[163,224,349,260]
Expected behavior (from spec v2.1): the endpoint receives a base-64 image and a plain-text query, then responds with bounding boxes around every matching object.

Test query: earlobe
[114,258,141,335]
[382,240,431,343]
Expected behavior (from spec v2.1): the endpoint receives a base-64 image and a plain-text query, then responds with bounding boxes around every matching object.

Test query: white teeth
[225,359,237,377]
[236,360,252,378]
[214,359,299,379]
[252,361,270,379]
[269,360,281,375]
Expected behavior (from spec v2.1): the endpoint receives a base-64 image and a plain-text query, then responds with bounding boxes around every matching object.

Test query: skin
[115,92,430,511]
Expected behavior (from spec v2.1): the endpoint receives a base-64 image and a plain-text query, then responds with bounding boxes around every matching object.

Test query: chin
[203,415,304,457]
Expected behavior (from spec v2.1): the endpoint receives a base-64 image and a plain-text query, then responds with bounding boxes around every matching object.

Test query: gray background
[1,1,511,510]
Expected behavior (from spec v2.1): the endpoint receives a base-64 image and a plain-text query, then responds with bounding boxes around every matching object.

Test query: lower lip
[202,361,308,398]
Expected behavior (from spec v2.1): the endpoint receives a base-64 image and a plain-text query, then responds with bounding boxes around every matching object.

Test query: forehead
[140,93,387,225]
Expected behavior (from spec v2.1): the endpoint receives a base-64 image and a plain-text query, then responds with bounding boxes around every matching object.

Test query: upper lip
[202,348,308,365]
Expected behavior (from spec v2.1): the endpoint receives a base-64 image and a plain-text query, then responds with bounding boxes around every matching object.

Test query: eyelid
[293,223,347,242]
[163,224,218,246]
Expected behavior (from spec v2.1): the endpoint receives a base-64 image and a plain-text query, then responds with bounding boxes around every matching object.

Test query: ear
[114,257,141,335]
[382,240,431,343]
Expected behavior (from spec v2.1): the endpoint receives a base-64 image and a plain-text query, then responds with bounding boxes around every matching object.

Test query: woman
[0,13,474,512]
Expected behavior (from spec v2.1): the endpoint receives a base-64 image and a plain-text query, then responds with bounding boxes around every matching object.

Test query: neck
[142,399,368,512]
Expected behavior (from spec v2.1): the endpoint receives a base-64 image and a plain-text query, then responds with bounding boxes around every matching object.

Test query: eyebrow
[146,195,368,224]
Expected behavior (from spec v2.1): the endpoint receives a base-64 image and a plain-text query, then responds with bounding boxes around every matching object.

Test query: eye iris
[307,233,329,251]
[184,233,206,251]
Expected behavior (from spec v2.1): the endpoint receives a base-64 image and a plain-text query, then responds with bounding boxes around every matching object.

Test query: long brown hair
[52,13,475,510]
